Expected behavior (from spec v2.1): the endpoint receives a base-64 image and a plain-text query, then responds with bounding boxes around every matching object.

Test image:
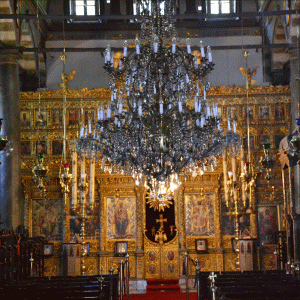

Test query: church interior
[1,0,300,299]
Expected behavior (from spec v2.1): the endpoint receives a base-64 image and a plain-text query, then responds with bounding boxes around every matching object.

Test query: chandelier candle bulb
[80,126,84,138]
[172,41,176,53]
[178,101,182,112]
[159,102,163,114]
[203,88,206,100]
[200,41,205,58]
[186,74,189,83]
[233,121,237,133]
[201,117,205,127]
[135,38,141,54]
[228,120,231,131]
[123,40,128,57]
[153,35,159,53]
[118,101,123,114]
[207,46,212,63]
[186,38,191,54]
[206,106,211,117]
[88,123,92,134]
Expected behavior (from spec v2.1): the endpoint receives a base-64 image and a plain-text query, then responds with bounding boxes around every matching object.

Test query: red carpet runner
[124,279,198,300]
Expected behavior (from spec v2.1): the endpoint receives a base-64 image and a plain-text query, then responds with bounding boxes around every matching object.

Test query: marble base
[129,279,147,294]
[179,277,197,293]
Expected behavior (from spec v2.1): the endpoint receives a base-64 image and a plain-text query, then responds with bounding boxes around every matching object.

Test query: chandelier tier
[77,0,240,195]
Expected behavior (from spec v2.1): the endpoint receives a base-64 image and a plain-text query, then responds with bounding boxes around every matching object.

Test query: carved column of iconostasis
[177,187,185,249]
[136,186,145,279]
[97,176,107,273]
[214,176,224,271]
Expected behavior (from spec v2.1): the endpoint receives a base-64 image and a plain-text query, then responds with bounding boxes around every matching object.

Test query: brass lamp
[60,162,72,193]
[260,143,275,180]
[32,153,49,195]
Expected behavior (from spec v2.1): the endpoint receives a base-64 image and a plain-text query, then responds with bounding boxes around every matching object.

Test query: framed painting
[243,105,254,121]
[259,105,270,120]
[257,205,278,246]
[184,193,214,236]
[107,196,136,239]
[44,243,54,256]
[243,136,254,150]
[21,141,31,155]
[52,109,63,126]
[227,105,238,121]
[68,109,79,125]
[32,198,63,240]
[275,103,285,121]
[36,140,47,155]
[114,241,127,257]
[52,140,63,156]
[35,110,47,127]
[20,110,31,128]
[259,135,270,147]
[195,239,207,253]
[84,109,95,123]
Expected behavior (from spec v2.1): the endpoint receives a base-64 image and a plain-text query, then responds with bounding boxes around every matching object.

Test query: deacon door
[144,198,179,279]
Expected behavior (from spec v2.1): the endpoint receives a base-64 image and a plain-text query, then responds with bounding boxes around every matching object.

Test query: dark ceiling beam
[0,9,299,21]
[10,43,295,53]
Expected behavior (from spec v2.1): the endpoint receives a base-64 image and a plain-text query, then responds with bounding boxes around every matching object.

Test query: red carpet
[123,279,198,300]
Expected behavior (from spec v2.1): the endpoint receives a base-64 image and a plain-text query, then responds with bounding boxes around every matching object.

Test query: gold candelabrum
[72,152,96,275]
[223,147,255,271]
[77,168,88,276]
[60,162,72,243]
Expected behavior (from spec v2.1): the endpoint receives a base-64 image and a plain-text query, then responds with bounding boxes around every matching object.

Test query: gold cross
[156,214,167,229]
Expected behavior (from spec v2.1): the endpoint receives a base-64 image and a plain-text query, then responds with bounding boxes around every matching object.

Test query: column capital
[288,48,299,61]
[0,49,21,65]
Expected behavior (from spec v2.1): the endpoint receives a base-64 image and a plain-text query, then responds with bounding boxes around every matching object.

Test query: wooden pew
[0,274,119,300]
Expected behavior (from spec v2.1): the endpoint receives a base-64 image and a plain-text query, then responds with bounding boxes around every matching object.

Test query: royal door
[144,197,179,279]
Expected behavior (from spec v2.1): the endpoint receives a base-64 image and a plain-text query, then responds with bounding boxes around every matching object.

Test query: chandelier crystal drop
[77,0,240,197]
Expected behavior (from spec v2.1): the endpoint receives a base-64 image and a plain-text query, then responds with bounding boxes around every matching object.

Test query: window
[207,0,236,14]
[70,0,100,17]
[133,0,165,17]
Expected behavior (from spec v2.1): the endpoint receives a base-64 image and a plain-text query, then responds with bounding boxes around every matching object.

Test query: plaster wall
[45,35,267,90]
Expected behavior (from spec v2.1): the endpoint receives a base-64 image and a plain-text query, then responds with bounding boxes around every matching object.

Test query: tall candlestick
[72,149,78,208]
[223,150,229,207]
[81,154,86,204]
[89,155,95,209]
[240,146,247,206]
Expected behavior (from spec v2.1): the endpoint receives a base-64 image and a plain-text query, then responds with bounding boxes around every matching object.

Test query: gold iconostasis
[20,86,290,278]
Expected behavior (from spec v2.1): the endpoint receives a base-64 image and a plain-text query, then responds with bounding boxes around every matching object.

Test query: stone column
[289,48,300,264]
[0,50,21,231]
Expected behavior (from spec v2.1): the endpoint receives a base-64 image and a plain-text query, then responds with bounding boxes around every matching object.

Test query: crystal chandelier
[77,0,239,197]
